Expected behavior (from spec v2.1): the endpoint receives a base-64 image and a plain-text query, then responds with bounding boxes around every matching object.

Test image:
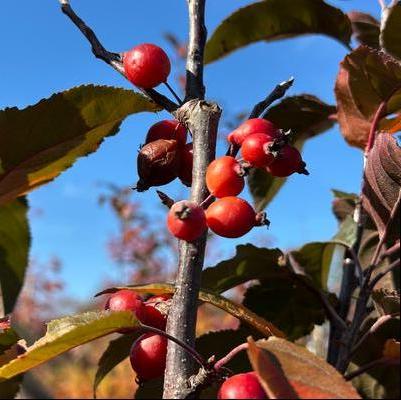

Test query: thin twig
[225,77,294,157]
[344,357,396,380]
[250,77,294,119]
[140,324,208,369]
[369,258,401,290]
[351,313,397,357]
[185,0,206,100]
[379,240,400,263]
[214,343,249,371]
[59,0,179,112]
[156,190,175,209]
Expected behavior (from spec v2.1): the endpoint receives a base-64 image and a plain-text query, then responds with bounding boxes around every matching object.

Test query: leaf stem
[214,343,249,371]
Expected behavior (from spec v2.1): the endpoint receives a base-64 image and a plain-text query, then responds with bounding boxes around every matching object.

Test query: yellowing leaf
[97,283,285,338]
[0,311,139,381]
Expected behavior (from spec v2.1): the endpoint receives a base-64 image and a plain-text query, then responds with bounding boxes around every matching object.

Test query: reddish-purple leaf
[362,133,401,239]
[335,46,401,149]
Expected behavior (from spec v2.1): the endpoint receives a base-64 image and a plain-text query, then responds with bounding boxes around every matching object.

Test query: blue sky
[0,0,380,301]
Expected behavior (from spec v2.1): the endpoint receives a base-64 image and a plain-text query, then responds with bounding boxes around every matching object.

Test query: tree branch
[59,0,179,113]
[344,357,397,380]
[252,77,294,119]
[163,100,221,399]
[185,0,206,100]
[369,258,401,290]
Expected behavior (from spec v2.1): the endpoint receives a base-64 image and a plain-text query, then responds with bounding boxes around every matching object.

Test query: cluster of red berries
[122,43,194,191]
[228,118,308,177]
[166,117,309,242]
[104,290,269,397]
[104,289,171,381]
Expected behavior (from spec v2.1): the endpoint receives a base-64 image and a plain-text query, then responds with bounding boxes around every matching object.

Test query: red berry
[228,118,279,146]
[105,289,143,318]
[141,294,172,330]
[123,43,171,89]
[206,197,256,238]
[146,120,187,146]
[178,143,193,187]
[241,133,276,167]
[105,290,144,332]
[167,200,207,241]
[266,145,308,177]
[130,333,167,381]
[218,372,267,399]
[206,156,244,198]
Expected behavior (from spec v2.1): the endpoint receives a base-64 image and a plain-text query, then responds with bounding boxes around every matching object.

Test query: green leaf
[248,337,361,399]
[348,11,380,48]
[204,0,352,64]
[248,95,336,210]
[0,85,160,205]
[243,278,326,340]
[333,215,358,248]
[201,245,283,293]
[291,242,336,290]
[0,197,30,314]
[331,189,358,222]
[335,46,401,149]
[97,283,285,338]
[0,311,139,381]
[381,1,401,61]
[94,333,139,398]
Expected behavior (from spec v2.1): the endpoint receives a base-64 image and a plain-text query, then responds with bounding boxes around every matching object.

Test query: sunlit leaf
[97,284,285,338]
[204,0,351,64]
[0,85,160,205]
[248,95,336,210]
[248,337,361,399]
[0,197,30,314]
[335,46,401,149]
[0,311,139,381]
[381,1,401,61]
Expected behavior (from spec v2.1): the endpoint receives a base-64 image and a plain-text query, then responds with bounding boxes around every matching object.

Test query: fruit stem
[164,81,184,105]
[200,193,214,209]
[140,324,208,369]
[213,343,249,371]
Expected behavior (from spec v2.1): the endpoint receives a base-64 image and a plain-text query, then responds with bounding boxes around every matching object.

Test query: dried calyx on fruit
[135,139,181,192]
[123,43,171,89]
[206,156,245,198]
[241,133,277,168]
[167,200,207,241]
[146,119,187,146]
[266,144,308,177]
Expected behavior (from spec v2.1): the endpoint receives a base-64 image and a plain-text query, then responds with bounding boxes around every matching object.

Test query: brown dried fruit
[136,139,180,191]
